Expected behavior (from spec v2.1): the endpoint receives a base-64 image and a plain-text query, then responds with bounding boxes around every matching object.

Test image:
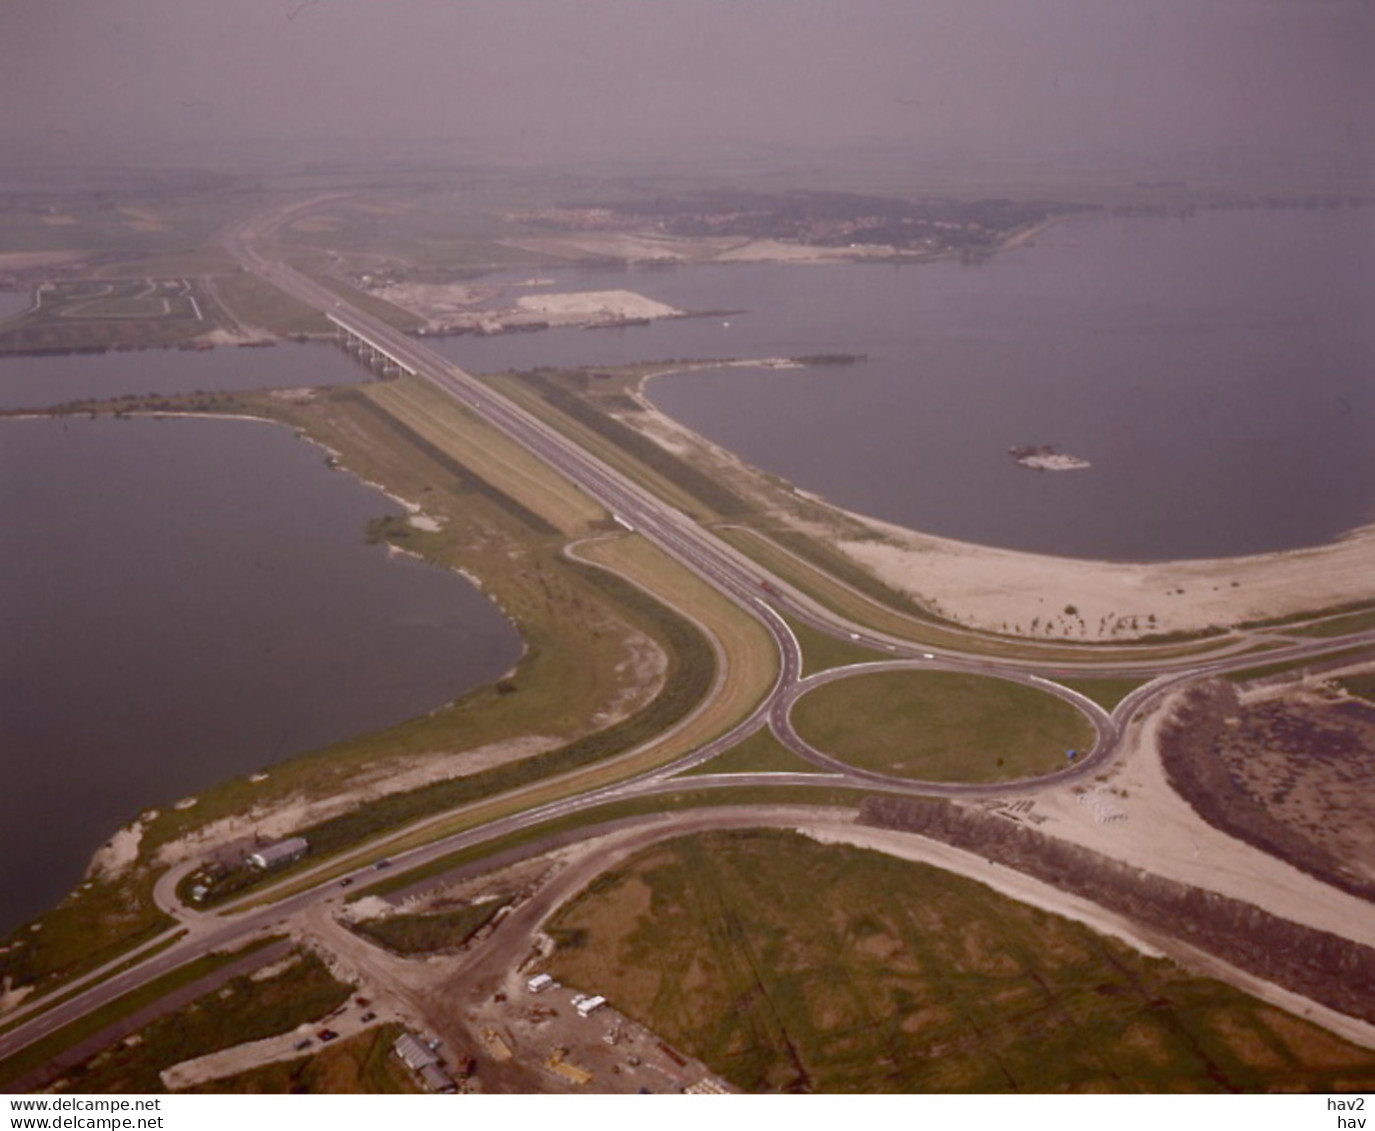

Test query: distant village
[508,189,1082,258]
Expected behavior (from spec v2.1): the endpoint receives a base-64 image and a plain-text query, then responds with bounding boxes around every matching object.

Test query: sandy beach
[835,514,1375,639]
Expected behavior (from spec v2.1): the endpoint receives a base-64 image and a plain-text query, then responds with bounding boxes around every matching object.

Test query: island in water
[1009,444,1092,471]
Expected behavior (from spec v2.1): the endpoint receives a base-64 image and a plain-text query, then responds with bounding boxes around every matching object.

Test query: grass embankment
[571,535,778,762]
[49,950,353,1094]
[791,670,1094,782]
[680,728,825,777]
[484,369,755,521]
[207,271,332,336]
[544,829,1375,1093]
[1240,599,1375,635]
[363,376,604,534]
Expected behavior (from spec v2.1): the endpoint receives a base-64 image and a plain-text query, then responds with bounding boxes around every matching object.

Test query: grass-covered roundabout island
[789,668,1096,783]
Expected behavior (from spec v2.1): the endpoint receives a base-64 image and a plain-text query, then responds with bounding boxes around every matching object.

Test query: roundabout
[771,658,1114,795]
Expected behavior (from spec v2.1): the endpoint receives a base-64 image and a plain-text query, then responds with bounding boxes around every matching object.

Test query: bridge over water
[329,312,417,377]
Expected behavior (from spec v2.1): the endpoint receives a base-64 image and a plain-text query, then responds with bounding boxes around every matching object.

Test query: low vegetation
[545,829,1375,1092]
[51,949,353,1094]
[190,1024,418,1094]
[349,899,512,955]
[1159,680,1375,903]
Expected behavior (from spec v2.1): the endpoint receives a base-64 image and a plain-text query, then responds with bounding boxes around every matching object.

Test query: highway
[3,199,1374,1080]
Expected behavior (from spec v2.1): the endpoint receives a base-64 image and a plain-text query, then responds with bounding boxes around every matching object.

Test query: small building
[573,994,607,1019]
[526,973,555,994]
[246,837,308,870]
[394,1034,456,1093]
[394,1033,440,1072]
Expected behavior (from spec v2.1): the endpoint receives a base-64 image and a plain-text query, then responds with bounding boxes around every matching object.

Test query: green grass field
[681,727,826,776]
[791,669,1093,782]
[1058,677,1148,711]
[545,829,1375,1092]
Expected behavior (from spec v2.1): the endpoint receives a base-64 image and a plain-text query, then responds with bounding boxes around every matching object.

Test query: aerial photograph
[0,0,1372,1115]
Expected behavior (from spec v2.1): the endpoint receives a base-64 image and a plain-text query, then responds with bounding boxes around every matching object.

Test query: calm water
[0,291,31,321]
[0,340,371,411]
[0,414,521,930]
[438,209,1374,560]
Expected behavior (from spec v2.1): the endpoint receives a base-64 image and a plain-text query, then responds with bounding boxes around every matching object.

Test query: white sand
[514,289,680,320]
[371,280,682,332]
[1022,692,1375,950]
[838,516,1375,639]
[714,238,897,262]
[87,820,146,880]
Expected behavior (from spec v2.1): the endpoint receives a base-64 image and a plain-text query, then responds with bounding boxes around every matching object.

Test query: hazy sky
[1,1,1370,173]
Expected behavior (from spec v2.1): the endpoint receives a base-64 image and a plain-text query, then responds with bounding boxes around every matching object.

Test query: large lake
[437,208,1374,561]
[0,357,522,930]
